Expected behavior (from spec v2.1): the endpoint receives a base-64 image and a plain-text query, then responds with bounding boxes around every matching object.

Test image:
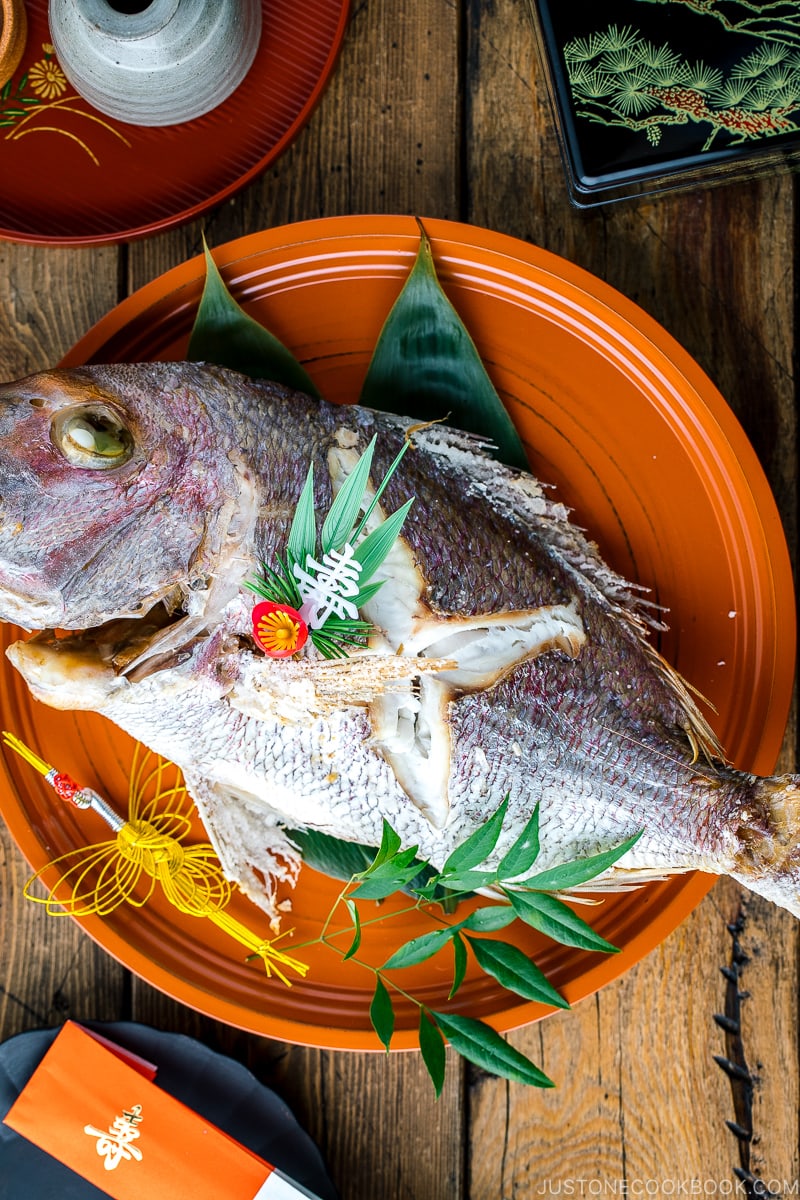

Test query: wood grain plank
[0,827,129,1038]
[0,244,119,377]
[470,880,799,1196]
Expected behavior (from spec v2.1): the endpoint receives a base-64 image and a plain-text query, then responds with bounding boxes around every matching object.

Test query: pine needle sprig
[245,437,414,660]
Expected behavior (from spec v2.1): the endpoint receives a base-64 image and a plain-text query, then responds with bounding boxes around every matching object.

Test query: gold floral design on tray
[27,45,68,100]
[0,43,131,164]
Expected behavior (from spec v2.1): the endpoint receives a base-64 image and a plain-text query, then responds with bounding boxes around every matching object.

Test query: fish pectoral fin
[404,602,586,691]
[228,652,456,724]
[182,770,301,931]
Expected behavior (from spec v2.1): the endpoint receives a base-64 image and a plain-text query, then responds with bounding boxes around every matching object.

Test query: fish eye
[51,404,134,469]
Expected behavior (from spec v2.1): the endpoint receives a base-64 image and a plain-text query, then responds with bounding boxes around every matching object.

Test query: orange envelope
[3,1021,317,1200]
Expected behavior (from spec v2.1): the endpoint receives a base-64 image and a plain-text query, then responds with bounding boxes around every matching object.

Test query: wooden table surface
[0,3,798,1197]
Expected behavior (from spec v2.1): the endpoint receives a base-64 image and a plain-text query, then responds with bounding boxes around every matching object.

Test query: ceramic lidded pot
[48,0,262,127]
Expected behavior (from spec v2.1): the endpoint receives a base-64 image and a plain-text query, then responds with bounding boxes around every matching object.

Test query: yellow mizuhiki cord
[1,732,308,987]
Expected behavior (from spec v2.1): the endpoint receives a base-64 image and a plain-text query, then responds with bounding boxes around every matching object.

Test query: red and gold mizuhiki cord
[1,732,308,986]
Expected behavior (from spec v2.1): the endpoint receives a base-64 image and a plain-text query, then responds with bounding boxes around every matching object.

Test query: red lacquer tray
[0,0,349,245]
[0,216,794,1049]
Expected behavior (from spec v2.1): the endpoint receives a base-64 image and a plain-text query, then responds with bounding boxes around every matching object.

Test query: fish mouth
[10,588,203,687]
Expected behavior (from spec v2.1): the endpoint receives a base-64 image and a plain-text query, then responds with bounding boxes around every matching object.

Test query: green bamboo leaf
[351,440,412,544]
[1,81,11,99]
[286,465,317,564]
[286,828,378,882]
[441,796,508,875]
[352,499,414,584]
[431,1012,554,1088]
[188,239,319,396]
[287,823,438,896]
[450,932,468,999]
[517,831,643,893]
[342,898,362,961]
[370,976,395,1052]
[382,926,455,970]
[462,905,518,933]
[496,804,541,880]
[353,579,384,607]
[418,1011,446,1098]
[321,437,376,552]
[359,223,528,471]
[466,937,569,1009]
[505,889,620,954]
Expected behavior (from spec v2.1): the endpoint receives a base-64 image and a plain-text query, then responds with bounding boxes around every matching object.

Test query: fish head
[0,364,243,633]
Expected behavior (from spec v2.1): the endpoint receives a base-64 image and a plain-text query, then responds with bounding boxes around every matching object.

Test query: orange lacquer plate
[0,0,349,245]
[0,216,794,1050]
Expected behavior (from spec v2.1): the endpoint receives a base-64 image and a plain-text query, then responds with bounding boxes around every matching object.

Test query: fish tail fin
[730,774,800,918]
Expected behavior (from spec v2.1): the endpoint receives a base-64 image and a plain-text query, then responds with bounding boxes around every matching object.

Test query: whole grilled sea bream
[0,361,798,921]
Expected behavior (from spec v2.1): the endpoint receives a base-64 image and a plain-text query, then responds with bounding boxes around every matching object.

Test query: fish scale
[0,361,798,924]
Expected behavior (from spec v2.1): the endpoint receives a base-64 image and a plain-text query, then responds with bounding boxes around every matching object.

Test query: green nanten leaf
[450,932,468,999]
[441,795,508,876]
[505,889,620,954]
[462,905,518,934]
[438,869,500,893]
[496,804,541,880]
[359,223,528,471]
[518,831,643,893]
[342,898,362,961]
[188,240,319,396]
[351,850,424,899]
[431,1012,554,1088]
[321,437,376,552]
[418,1011,446,1098]
[365,819,404,873]
[382,926,454,970]
[466,937,569,1009]
[370,976,395,1052]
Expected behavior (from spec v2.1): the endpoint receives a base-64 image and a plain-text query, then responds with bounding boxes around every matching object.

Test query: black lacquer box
[527,0,800,206]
